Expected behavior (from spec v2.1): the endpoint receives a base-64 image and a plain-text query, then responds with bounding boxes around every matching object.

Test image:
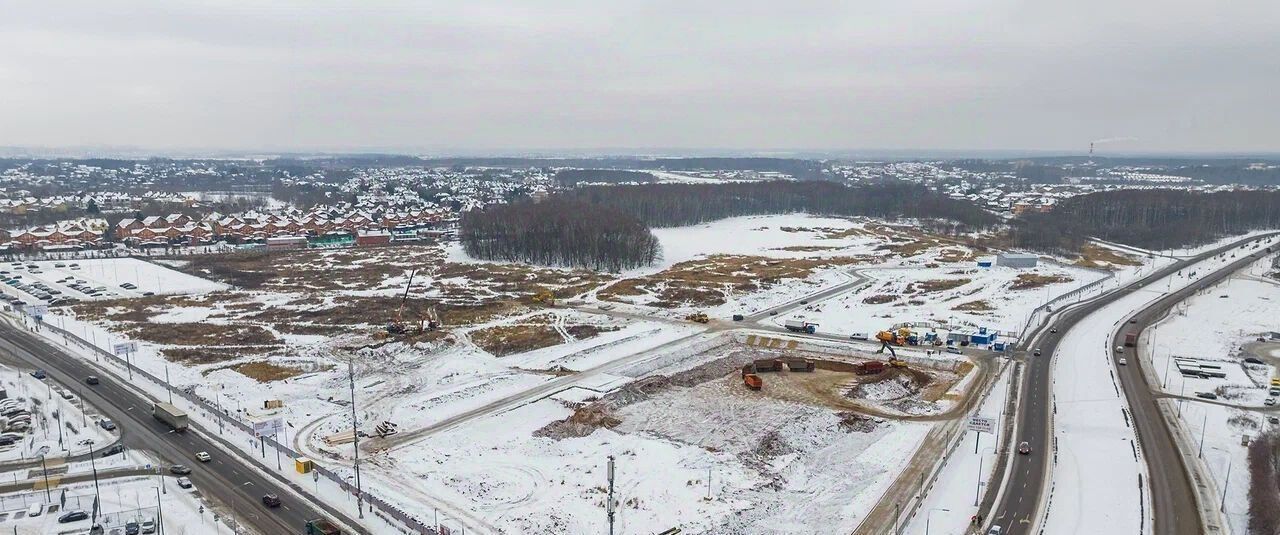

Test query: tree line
[459,198,660,272]
[563,181,999,230]
[1010,189,1280,252]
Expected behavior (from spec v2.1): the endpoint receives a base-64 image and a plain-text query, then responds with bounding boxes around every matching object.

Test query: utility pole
[165,366,173,404]
[39,455,50,501]
[348,360,364,518]
[155,486,166,535]
[606,455,617,535]
[1221,461,1232,512]
[88,442,101,523]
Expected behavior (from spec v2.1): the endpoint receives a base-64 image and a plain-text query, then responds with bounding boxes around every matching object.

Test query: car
[195,451,211,462]
[1050,328,1058,334]
[1271,416,1280,425]
[142,291,155,296]
[1017,441,1031,454]
[27,503,43,517]
[1196,392,1219,400]
[987,526,1003,535]
[86,376,99,385]
[54,263,65,268]
[1265,398,1276,407]
[140,519,156,534]
[1245,357,1265,365]
[732,314,744,321]
[30,369,46,380]
[945,346,962,354]
[1115,346,1124,353]
[58,510,89,523]
[1128,318,1137,324]
[1033,348,1042,356]
[1118,358,1127,365]
[768,310,777,315]
[800,300,808,304]
[99,419,116,431]
[262,493,282,508]
[176,477,193,489]
[103,444,125,456]
[125,521,140,535]
[169,464,191,475]
[60,390,75,400]
[850,333,869,341]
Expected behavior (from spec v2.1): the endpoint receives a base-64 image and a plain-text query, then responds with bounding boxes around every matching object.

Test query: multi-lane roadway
[0,317,362,534]
[984,233,1277,534]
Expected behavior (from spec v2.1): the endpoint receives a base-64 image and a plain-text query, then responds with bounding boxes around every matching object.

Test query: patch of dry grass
[1073,245,1142,270]
[914,279,972,293]
[229,361,321,382]
[953,300,995,311]
[1009,273,1073,290]
[126,323,279,346]
[470,323,563,357]
[863,294,897,304]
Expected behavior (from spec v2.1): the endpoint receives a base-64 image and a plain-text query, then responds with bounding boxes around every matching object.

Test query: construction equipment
[532,289,556,306]
[386,269,417,335]
[743,373,763,390]
[686,312,710,324]
[784,358,815,372]
[888,357,909,368]
[306,518,344,535]
[875,331,899,358]
[854,361,887,375]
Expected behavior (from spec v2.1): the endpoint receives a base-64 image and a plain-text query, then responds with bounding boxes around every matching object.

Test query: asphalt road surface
[0,319,357,535]
[1114,243,1278,535]
[985,233,1277,535]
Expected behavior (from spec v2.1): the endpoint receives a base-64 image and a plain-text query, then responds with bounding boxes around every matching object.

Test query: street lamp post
[925,507,950,535]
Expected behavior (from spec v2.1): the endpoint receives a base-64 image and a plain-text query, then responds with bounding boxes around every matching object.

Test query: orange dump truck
[743,374,763,390]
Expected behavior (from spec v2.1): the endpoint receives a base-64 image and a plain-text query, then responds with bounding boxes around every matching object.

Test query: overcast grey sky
[2,0,1278,154]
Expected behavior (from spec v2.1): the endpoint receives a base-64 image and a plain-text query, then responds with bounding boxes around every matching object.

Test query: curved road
[984,233,1278,535]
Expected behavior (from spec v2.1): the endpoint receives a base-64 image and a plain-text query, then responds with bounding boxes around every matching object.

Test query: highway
[0,318,360,535]
[983,233,1277,534]
[1114,242,1278,534]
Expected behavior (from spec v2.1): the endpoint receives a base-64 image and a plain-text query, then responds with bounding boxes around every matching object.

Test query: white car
[1118,358,1127,365]
[176,477,193,489]
[195,451,211,462]
[1115,346,1124,353]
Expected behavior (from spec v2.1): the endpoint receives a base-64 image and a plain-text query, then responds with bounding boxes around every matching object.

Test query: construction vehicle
[784,358,815,372]
[532,289,556,306]
[305,518,343,535]
[1124,332,1137,346]
[784,319,818,334]
[743,374,763,390]
[386,269,417,335]
[686,312,710,324]
[875,331,899,358]
[854,361,887,375]
[888,357,908,368]
[152,402,188,432]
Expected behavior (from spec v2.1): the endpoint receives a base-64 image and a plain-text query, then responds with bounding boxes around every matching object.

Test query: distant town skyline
[4,1,1278,153]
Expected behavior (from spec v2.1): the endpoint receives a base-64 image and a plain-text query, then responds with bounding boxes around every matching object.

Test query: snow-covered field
[1145,254,1280,535]
[774,264,1106,339]
[12,214,1216,535]
[0,475,212,535]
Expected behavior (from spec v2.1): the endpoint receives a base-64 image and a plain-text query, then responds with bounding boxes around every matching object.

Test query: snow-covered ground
[773,264,1106,339]
[1144,253,1280,535]
[639,214,886,274]
[902,361,1012,535]
[0,367,116,463]
[0,475,213,535]
[1043,235,1280,535]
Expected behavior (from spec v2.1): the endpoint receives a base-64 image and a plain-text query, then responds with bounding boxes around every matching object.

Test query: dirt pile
[837,412,879,433]
[846,369,929,401]
[534,404,621,439]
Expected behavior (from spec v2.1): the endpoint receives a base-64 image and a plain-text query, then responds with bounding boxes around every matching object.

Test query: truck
[784,319,818,334]
[1124,332,1137,347]
[306,519,343,535]
[151,402,188,432]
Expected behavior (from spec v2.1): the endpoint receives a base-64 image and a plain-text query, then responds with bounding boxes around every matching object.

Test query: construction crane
[386,269,416,335]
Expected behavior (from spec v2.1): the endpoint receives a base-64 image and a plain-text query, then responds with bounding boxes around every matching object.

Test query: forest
[1010,189,1280,251]
[564,181,999,230]
[459,198,660,272]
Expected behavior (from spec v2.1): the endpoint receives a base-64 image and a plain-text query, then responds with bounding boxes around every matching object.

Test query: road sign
[967,415,997,434]
[252,417,285,437]
[112,342,137,355]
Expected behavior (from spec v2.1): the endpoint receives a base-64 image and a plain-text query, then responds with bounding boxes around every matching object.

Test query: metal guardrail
[32,318,456,535]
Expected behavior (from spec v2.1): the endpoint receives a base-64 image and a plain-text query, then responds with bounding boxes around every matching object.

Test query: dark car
[99,419,116,431]
[1033,348,1042,356]
[261,494,282,508]
[125,521,140,535]
[1245,357,1265,365]
[732,314,744,321]
[58,510,89,523]
[86,376,100,385]
[103,443,125,456]
[1196,392,1219,400]
[1017,441,1032,454]
[30,369,47,380]
[169,464,192,475]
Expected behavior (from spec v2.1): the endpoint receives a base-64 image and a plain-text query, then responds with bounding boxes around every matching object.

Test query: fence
[31,317,457,535]
[1014,271,1116,348]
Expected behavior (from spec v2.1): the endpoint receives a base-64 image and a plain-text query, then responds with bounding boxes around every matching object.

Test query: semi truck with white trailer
[152,402,188,432]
